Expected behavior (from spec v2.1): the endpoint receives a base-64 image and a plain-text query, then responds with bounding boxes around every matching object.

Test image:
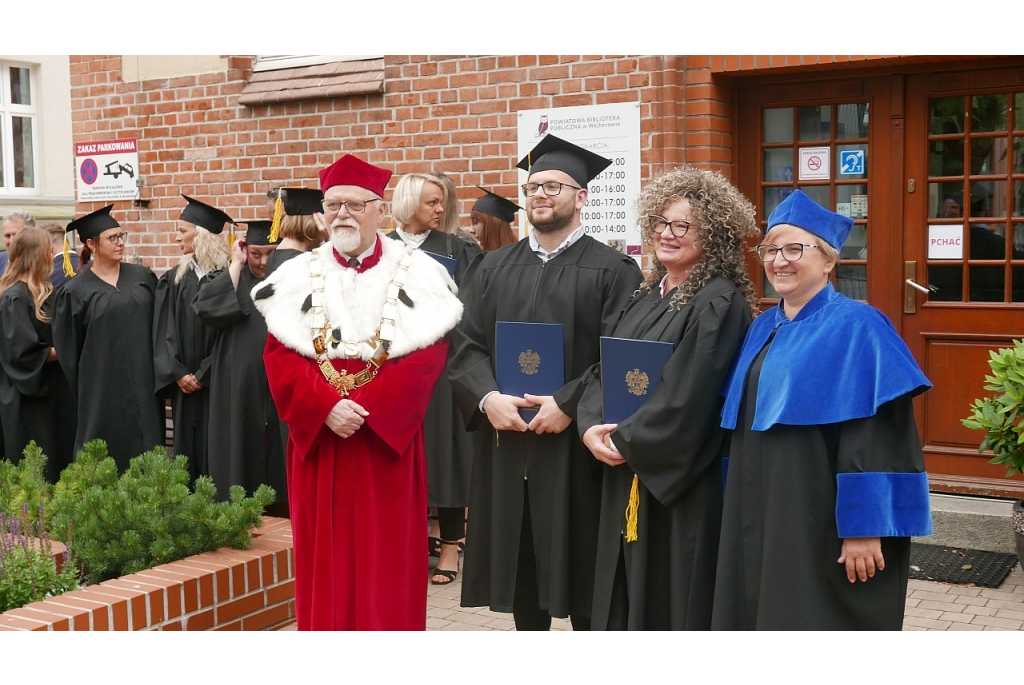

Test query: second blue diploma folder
[600,336,675,424]
[495,321,565,420]
[425,251,457,278]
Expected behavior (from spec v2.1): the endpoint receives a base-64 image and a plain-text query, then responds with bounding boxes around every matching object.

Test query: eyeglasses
[107,232,129,245]
[322,198,381,215]
[648,215,692,238]
[755,243,821,262]
[521,181,581,197]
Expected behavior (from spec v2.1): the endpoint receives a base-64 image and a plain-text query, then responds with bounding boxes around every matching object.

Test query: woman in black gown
[53,205,164,471]
[153,195,230,480]
[265,187,326,277]
[388,171,481,584]
[0,227,76,480]
[577,165,759,630]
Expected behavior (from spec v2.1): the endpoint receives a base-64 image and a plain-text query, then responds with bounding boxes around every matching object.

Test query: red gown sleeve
[263,334,449,460]
[350,339,449,457]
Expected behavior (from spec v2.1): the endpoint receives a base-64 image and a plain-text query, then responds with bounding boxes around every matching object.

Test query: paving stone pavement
[281,556,1024,630]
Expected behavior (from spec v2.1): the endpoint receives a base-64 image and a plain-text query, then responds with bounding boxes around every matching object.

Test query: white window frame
[0,60,38,195]
[252,55,382,72]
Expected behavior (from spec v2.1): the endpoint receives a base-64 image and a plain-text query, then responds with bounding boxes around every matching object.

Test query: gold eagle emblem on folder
[626,369,649,396]
[519,350,541,375]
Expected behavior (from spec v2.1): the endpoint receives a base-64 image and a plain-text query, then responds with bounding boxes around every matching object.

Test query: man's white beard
[330,223,362,255]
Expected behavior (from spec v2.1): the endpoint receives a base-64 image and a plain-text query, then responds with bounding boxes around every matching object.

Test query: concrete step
[916,493,1020,554]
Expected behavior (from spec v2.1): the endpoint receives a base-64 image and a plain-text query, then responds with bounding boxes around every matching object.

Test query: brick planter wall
[0,516,294,631]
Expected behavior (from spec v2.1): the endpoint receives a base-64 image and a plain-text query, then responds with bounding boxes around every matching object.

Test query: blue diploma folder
[600,336,675,424]
[425,251,457,278]
[495,322,564,420]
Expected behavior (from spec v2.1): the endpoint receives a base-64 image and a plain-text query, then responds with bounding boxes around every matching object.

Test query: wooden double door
[736,59,1024,497]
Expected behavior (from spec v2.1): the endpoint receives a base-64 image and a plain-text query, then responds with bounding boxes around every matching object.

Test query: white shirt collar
[528,224,585,262]
[394,226,429,249]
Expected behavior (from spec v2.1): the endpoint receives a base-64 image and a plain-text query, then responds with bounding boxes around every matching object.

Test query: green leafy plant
[962,339,1024,477]
[46,440,276,584]
[1,502,81,613]
[0,442,53,527]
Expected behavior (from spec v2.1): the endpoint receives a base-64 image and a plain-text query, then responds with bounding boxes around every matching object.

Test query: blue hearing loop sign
[840,150,865,175]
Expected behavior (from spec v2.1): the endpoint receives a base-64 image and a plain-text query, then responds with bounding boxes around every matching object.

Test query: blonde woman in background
[389,171,481,585]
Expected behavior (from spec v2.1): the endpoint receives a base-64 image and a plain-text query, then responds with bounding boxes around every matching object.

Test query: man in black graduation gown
[52,205,165,471]
[153,196,231,481]
[449,135,643,630]
[193,220,287,510]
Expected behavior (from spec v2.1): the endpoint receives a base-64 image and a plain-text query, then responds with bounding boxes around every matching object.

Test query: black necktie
[347,257,360,269]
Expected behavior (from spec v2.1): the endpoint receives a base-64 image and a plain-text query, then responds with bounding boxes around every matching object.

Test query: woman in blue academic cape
[712,190,933,630]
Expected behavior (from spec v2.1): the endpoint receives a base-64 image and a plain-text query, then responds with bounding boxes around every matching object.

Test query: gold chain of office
[307,249,413,396]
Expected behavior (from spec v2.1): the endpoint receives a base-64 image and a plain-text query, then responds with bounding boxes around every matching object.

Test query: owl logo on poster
[519,350,540,375]
[537,115,548,137]
[626,369,649,396]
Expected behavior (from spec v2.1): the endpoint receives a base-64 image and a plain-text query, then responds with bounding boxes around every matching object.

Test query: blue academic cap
[767,190,853,251]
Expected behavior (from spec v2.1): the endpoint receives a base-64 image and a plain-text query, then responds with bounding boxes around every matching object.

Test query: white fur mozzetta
[251,235,463,360]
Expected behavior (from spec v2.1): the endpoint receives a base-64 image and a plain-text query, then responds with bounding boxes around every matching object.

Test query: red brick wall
[70,55,738,273]
[0,517,294,631]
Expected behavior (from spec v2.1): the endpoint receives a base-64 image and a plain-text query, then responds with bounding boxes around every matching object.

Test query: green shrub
[0,442,53,527]
[962,339,1024,477]
[46,440,276,584]
[1,502,81,613]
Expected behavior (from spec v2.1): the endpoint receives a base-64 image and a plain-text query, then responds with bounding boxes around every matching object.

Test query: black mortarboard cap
[472,186,521,223]
[281,187,324,216]
[179,195,233,234]
[515,134,612,187]
[240,220,276,246]
[66,204,120,241]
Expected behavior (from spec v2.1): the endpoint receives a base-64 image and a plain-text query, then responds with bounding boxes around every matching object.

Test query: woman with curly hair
[577,165,759,630]
[0,227,77,479]
[153,196,231,481]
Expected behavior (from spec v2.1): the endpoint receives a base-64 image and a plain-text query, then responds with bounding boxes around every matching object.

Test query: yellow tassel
[624,474,640,543]
[227,223,236,253]
[268,194,283,243]
[385,216,395,233]
[62,237,76,277]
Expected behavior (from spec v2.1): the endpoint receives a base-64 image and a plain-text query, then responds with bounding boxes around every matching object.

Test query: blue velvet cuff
[835,472,932,538]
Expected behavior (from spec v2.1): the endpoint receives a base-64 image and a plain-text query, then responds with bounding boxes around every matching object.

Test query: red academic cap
[319,154,392,197]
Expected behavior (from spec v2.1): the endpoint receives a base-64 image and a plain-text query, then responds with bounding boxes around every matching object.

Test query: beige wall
[121,55,228,81]
[0,55,74,221]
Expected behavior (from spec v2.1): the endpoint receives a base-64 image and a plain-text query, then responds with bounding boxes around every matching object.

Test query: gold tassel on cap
[624,474,640,543]
[268,191,284,243]
[62,236,77,277]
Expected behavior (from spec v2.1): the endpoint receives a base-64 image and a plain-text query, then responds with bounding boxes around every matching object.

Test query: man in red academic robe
[252,154,463,630]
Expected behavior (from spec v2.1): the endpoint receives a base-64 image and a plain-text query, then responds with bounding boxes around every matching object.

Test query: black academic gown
[577,276,752,630]
[52,264,165,471]
[388,229,481,507]
[448,235,643,618]
[0,285,76,480]
[711,339,922,630]
[192,267,286,502]
[265,248,303,277]
[153,265,217,480]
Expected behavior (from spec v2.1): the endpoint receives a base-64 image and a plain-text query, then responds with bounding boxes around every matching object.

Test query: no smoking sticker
[799,147,831,181]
